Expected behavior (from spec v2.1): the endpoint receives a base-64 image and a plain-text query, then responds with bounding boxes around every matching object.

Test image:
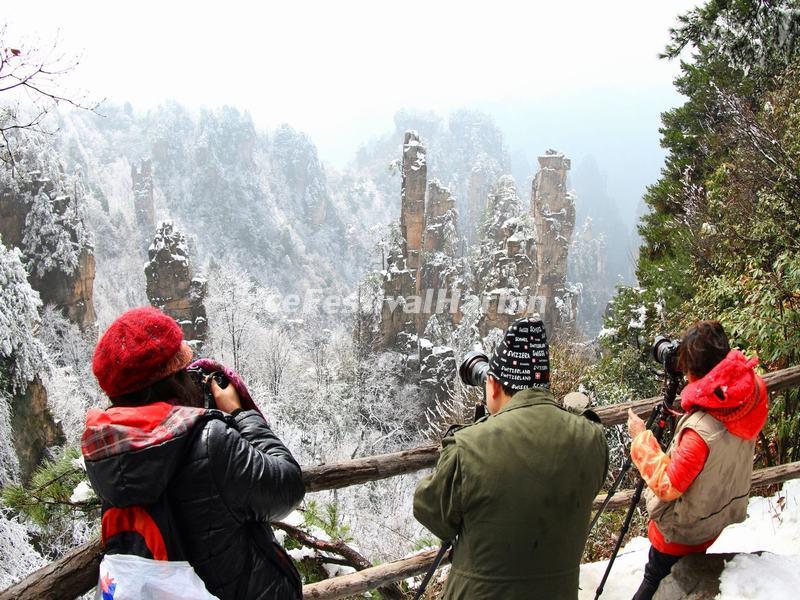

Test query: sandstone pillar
[145,221,208,350]
[400,131,427,270]
[530,150,576,334]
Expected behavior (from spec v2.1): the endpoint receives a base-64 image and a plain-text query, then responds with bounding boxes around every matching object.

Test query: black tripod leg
[594,477,647,600]
[589,404,661,532]
[593,374,681,598]
[413,541,452,600]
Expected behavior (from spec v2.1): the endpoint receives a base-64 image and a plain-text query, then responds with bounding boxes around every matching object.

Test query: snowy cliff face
[423,179,458,256]
[569,218,611,337]
[472,175,538,336]
[0,132,96,330]
[145,221,208,350]
[0,242,63,485]
[418,179,461,334]
[269,125,335,229]
[58,105,356,294]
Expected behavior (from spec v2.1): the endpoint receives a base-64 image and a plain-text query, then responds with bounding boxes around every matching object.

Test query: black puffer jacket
[83,402,305,600]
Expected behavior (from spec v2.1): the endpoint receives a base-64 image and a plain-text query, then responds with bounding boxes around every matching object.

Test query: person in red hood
[626,321,768,600]
[82,307,305,599]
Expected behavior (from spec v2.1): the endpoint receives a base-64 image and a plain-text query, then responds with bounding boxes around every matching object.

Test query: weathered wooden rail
[302,460,800,600]
[304,362,800,493]
[3,364,800,600]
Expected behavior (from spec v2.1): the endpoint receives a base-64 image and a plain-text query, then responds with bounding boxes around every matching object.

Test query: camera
[187,367,230,409]
[651,336,682,376]
[459,351,490,388]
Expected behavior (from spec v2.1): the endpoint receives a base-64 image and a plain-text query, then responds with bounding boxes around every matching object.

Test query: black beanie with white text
[488,318,550,390]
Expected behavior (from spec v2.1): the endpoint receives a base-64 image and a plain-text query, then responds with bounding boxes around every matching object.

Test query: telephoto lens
[459,351,490,388]
[652,335,681,375]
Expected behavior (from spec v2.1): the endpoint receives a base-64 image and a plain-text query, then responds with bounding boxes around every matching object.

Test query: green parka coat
[413,387,608,599]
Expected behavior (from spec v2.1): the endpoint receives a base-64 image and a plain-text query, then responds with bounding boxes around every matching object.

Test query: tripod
[592,374,681,600]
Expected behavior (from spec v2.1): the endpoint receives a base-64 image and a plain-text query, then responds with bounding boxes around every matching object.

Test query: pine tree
[0,239,47,485]
[600,0,800,462]
[0,131,91,280]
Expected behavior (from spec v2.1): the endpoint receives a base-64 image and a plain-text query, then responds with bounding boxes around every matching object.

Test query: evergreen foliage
[1,448,97,528]
[1,447,98,558]
[1,131,91,279]
[0,239,46,395]
[599,0,800,463]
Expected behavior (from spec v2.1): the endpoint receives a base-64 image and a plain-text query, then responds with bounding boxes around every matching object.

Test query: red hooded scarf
[679,349,768,440]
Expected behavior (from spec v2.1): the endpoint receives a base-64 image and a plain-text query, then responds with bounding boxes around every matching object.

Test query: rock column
[418,179,460,333]
[145,221,208,351]
[132,159,156,238]
[400,131,427,270]
[530,150,576,334]
[475,176,537,335]
[422,179,456,254]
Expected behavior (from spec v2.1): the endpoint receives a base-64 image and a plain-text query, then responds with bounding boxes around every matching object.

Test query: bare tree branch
[0,24,102,166]
[273,521,405,599]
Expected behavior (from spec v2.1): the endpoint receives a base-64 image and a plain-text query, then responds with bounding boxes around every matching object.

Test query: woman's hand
[211,376,242,414]
[627,408,646,439]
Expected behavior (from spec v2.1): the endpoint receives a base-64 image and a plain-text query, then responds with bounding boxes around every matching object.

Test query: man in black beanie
[414,318,608,599]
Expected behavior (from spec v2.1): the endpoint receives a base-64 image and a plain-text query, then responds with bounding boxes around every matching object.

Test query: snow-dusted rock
[145,221,208,349]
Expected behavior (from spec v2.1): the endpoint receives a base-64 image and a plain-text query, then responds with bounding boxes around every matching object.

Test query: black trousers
[632,546,683,600]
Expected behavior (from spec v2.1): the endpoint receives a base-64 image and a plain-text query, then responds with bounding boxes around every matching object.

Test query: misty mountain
[58,103,364,294]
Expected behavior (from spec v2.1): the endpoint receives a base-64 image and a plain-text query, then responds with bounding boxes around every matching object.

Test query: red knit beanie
[93,306,194,398]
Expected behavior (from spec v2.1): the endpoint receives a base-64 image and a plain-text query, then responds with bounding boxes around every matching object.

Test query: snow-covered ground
[579,480,800,599]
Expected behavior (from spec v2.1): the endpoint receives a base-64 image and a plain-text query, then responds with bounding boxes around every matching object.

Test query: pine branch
[274,521,405,599]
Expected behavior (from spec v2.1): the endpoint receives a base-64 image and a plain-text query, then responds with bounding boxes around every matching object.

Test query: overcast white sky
[6,0,698,167]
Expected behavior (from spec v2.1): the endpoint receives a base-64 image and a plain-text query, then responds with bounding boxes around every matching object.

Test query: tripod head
[652,369,683,436]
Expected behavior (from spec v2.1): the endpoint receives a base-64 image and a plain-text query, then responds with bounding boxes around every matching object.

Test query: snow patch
[69,480,95,504]
[628,305,647,329]
[597,327,618,340]
[322,563,356,578]
[579,480,800,599]
[718,553,800,598]
[287,546,316,561]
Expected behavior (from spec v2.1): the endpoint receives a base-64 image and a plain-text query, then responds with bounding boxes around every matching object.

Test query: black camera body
[187,367,230,409]
[652,335,682,377]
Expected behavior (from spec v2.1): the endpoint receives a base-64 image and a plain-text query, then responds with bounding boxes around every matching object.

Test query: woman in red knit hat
[82,306,304,600]
[626,321,768,600]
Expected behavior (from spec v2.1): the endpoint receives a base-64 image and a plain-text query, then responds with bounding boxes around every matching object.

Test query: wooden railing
[3,364,800,600]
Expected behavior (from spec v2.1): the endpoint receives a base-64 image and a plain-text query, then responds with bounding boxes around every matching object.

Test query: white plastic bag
[96,554,219,600]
